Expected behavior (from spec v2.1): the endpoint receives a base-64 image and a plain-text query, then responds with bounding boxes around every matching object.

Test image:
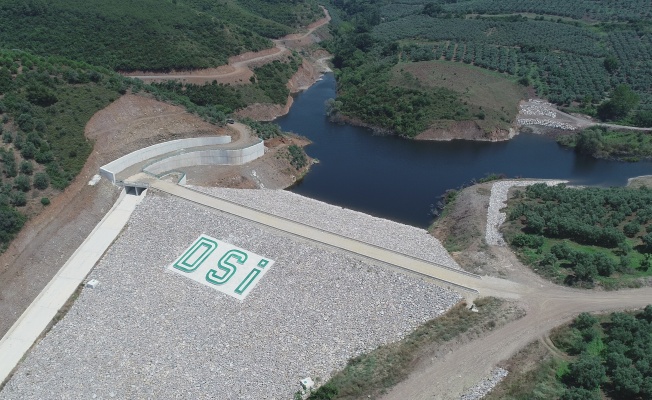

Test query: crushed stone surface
[459,367,509,400]
[188,186,461,270]
[0,192,461,400]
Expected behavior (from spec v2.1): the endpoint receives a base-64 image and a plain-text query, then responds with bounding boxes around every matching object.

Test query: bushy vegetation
[326,0,652,135]
[0,50,128,251]
[240,118,284,140]
[504,183,652,287]
[557,127,652,162]
[489,308,652,399]
[250,57,301,104]
[147,56,301,122]
[0,0,320,71]
[550,309,652,399]
[337,65,470,137]
[0,42,301,253]
[444,0,652,22]
[287,144,308,169]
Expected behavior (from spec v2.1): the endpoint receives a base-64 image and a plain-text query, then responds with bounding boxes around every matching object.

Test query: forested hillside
[0,49,303,253]
[0,0,320,71]
[0,50,126,251]
[324,0,652,137]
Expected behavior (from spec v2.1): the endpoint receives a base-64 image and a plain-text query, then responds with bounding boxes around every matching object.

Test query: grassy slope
[390,61,526,132]
[0,0,320,71]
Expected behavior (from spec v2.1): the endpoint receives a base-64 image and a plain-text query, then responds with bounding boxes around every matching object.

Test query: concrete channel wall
[143,141,265,177]
[100,136,232,183]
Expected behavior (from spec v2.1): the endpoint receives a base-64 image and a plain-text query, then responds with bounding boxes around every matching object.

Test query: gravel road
[0,193,461,400]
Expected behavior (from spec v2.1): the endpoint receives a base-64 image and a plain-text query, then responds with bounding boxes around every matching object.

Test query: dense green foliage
[148,56,300,120]
[250,57,301,104]
[0,51,127,186]
[445,0,651,22]
[0,50,127,251]
[326,0,652,134]
[0,0,320,71]
[287,144,308,169]
[505,184,652,287]
[598,85,640,121]
[241,118,284,140]
[551,309,652,399]
[557,127,652,162]
[323,19,475,137]
[337,66,470,137]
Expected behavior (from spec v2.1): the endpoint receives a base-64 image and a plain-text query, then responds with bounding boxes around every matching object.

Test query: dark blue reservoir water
[276,73,652,228]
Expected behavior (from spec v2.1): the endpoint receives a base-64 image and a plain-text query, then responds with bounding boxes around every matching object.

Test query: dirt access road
[125,7,331,85]
[382,183,652,400]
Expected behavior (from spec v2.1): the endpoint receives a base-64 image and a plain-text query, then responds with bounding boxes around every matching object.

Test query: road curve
[126,7,331,84]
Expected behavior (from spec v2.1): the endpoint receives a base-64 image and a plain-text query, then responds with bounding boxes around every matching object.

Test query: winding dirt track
[382,246,652,399]
[126,7,331,85]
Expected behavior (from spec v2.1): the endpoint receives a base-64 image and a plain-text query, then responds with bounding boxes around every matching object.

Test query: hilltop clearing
[390,61,525,141]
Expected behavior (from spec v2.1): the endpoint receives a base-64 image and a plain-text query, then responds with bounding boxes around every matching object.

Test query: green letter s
[206,250,247,285]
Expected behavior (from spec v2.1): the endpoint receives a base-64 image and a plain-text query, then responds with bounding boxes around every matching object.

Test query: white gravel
[485,180,566,246]
[187,186,461,270]
[517,118,577,130]
[459,367,508,400]
[517,100,576,130]
[0,193,462,400]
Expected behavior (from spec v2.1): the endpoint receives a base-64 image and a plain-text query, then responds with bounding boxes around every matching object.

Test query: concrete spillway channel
[99,122,264,188]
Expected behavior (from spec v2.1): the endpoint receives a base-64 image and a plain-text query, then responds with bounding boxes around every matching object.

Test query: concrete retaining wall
[100,136,232,183]
[143,141,264,177]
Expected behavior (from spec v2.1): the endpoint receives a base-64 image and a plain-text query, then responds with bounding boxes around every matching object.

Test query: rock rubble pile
[486,180,566,246]
[459,368,508,400]
[517,100,577,130]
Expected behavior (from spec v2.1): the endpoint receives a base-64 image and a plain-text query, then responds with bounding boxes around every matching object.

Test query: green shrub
[10,191,26,206]
[623,221,640,237]
[13,175,31,192]
[33,172,50,190]
[308,383,338,400]
[20,160,34,175]
[288,144,308,169]
[511,234,544,249]
[40,197,50,206]
[2,131,12,143]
